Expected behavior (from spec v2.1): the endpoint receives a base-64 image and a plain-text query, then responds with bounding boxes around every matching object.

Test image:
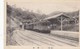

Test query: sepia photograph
[6,0,79,47]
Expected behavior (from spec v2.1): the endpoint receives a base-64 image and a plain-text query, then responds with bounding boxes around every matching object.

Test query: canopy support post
[61,16,63,31]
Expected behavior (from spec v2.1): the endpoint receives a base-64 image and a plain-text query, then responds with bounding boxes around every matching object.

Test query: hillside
[48,11,79,18]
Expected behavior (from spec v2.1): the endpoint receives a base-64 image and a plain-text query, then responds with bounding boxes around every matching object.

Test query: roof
[44,13,69,20]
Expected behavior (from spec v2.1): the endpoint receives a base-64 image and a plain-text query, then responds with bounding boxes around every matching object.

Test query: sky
[6,0,80,14]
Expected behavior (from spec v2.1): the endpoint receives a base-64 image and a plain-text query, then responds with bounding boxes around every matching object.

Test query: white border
[0,0,4,49]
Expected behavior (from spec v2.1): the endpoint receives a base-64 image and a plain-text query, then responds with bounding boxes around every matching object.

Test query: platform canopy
[43,13,70,31]
[44,13,69,21]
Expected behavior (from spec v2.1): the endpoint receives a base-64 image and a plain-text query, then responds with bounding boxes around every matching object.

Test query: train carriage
[24,20,51,33]
[33,21,51,33]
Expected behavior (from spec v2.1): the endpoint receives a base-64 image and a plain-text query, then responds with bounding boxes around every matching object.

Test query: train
[24,21,51,33]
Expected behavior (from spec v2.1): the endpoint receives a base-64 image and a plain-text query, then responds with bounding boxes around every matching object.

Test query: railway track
[11,29,79,46]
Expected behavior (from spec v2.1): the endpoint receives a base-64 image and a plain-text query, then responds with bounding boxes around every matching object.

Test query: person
[20,23,22,28]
